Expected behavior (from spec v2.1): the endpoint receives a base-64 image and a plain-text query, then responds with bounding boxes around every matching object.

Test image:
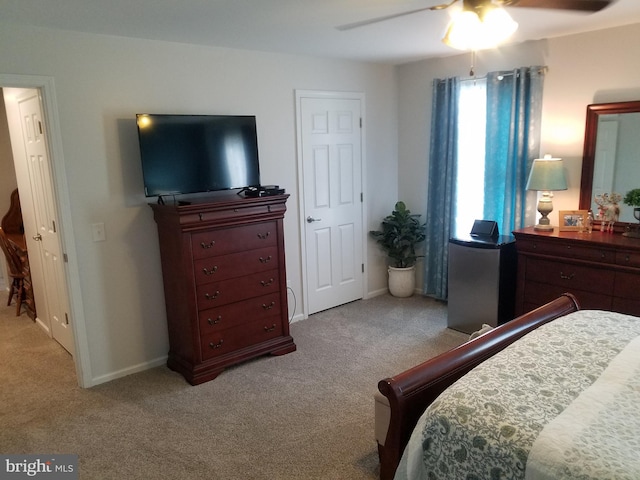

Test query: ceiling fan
[336,0,614,32]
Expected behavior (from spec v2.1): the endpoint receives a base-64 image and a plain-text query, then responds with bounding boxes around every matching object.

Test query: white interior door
[298,93,364,315]
[16,91,74,355]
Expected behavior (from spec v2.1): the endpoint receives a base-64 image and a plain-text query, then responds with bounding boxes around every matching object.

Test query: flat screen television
[136,114,261,197]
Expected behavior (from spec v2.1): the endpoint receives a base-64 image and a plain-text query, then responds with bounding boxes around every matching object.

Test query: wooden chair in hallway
[0,227,26,316]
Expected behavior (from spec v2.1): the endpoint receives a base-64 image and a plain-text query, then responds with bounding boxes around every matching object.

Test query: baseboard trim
[289,312,306,324]
[90,355,168,387]
[366,288,388,299]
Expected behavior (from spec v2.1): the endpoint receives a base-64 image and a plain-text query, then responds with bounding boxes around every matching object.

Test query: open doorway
[0,74,89,387]
[2,86,75,356]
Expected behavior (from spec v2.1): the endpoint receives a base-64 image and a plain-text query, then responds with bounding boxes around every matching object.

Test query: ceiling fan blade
[500,0,613,12]
[336,1,458,31]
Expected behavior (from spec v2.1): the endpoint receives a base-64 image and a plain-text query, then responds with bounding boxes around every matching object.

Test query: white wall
[0,23,398,385]
[398,23,640,235]
[0,94,19,286]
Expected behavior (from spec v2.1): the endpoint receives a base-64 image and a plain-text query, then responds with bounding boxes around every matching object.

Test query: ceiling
[2,0,640,64]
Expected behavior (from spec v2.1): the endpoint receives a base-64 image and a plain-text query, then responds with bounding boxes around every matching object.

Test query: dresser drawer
[614,271,640,300]
[191,222,277,259]
[616,250,640,268]
[525,257,614,295]
[181,203,286,226]
[518,237,615,264]
[193,246,278,284]
[522,279,613,312]
[201,315,284,361]
[196,269,280,310]
[198,293,282,334]
[612,297,640,317]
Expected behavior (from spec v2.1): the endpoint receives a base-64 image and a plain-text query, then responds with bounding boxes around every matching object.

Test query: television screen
[136,114,261,197]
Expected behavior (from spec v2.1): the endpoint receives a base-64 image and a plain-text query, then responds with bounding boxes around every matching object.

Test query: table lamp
[526,154,567,231]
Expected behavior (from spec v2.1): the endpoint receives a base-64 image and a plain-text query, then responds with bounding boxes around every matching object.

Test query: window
[454,78,486,237]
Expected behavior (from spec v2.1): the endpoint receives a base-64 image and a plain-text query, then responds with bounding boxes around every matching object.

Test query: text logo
[1,455,78,479]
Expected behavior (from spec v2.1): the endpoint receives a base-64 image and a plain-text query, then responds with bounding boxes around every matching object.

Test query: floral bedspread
[394,310,640,480]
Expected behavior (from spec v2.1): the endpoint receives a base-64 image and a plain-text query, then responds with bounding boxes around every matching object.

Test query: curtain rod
[458,65,548,83]
[434,65,548,85]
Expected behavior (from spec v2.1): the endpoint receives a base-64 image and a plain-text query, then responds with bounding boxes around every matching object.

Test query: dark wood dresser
[514,226,640,317]
[151,193,296,385]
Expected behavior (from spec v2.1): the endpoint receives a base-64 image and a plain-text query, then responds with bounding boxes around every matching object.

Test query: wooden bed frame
[376,293,580,480]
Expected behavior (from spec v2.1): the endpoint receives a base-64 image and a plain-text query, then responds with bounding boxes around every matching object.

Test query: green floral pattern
[396,310,640,480]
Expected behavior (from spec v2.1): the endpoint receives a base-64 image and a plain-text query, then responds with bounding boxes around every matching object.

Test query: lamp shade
[526,156,567,191]
[442,5,518,51]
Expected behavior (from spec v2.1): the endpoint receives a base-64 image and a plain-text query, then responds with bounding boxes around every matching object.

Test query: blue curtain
[483,67,545,234]
[423,77,459,300]
[423,67,545,300]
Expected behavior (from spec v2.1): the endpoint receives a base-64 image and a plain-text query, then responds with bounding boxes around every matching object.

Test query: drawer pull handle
[209,340,224,349]
[264,324,276,333]
[261,278,274,287]
[200,240,215,249]
[559,272,574,280]
[203,266,218,275]
[204,291,220,300]
[626,255,631,262]
[257,232,271,240]
[262,301,276,310]
[207,316,222,326]
[259,255,272,263]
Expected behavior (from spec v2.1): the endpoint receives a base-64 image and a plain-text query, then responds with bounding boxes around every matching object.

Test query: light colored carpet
[0,293,467,479]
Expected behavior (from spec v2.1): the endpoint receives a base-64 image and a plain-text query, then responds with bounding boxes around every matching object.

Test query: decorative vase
[388,266,416,298]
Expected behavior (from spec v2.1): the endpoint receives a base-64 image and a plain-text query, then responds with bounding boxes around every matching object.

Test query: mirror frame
[579,100,640,225]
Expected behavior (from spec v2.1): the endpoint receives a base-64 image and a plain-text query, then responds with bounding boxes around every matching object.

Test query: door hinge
[359,118,362,128]
[38,120,43,135]
[63,253,68,262]
[360,192,363,203]
[65,313,69,325]
[362,263,364,273]
[52,220,56,233]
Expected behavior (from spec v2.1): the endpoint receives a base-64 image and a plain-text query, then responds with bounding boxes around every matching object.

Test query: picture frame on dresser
[558,210,587,231]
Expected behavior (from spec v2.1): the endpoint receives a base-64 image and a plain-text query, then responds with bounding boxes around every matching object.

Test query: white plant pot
[388,265,416,298]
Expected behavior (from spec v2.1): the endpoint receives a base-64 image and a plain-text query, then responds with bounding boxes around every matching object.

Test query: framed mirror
[579,100,640,225]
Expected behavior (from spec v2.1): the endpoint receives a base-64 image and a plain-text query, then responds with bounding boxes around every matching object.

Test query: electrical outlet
[91,222,106,242]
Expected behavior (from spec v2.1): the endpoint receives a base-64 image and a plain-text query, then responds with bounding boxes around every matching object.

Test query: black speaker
[470,220,499,237]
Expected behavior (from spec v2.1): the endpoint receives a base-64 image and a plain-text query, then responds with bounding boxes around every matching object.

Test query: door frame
[294,89,368,319]
[1,73,91,387]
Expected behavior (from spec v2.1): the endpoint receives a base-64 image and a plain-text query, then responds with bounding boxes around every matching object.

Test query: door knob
[306,216,322,223]
[32,233,42,241]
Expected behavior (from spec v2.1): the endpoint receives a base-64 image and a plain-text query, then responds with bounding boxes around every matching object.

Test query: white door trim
[294,89,368,319]
[1,73,91,387]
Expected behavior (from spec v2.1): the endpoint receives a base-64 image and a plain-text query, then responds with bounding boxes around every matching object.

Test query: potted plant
[623,188,640,220]
[370,201,426,297]
[623,188,640,238]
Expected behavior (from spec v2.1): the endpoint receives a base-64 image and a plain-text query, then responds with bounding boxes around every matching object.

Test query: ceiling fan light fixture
[482,7,518,43]
[442,10,482,51]
[442,5,518,51]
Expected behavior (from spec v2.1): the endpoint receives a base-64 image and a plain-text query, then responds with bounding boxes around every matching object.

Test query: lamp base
[535,192,554,232]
